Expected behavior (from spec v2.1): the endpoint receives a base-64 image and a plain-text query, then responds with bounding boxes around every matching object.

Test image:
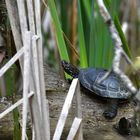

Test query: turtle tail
[61,60,79,78]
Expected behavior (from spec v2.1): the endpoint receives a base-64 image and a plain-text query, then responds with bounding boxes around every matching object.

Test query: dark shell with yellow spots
[61,60,131,99]
[78,68,131,99]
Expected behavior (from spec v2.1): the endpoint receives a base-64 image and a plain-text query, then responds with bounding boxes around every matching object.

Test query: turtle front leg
[103,99,118,119]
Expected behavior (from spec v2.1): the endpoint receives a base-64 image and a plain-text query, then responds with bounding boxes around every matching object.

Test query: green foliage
[4,64,21,140]
[47,0,69,62]
[59,0,72,37]
[13,107,21,140]
[77,0,88,67]
[47,0,71,78]
[82,0,91,22]
[46,0,131,70]
[104,0,132,58]
[4,65,16,96]
[81,0,114,68]
[114,16,132,58]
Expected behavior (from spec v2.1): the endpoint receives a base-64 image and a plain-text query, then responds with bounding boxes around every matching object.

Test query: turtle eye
[61,60,69,67]
[61,60,65,66]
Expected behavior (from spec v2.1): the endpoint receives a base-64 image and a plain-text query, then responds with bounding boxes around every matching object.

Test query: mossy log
[0,64,139,140]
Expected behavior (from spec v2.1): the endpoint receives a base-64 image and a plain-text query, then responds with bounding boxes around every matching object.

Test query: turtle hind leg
[103,99,118,119]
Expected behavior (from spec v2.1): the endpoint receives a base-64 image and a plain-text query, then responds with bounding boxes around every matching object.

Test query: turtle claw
[103,109,117,119]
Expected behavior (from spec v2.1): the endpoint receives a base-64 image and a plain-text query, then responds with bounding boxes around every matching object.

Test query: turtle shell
[78,68,132,99]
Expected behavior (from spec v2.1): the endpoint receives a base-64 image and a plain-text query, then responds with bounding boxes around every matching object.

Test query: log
[0,64,139,140]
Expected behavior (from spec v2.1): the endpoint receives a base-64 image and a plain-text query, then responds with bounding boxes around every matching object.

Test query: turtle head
[61,60,79,78]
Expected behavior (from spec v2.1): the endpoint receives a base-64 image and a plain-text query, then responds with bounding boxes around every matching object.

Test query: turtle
[61,60,133,119]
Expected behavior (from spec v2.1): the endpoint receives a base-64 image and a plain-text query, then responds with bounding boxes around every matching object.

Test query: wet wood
[0,64,139,140]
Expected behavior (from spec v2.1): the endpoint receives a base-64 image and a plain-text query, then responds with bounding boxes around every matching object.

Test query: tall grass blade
[114,15,132,58]
[77,0,88,68]
[82,0,91,22]
[60,0,71,37]
[94,13,104,67]
[89,2,113,68]
[48,0,70,78]
[89,1,95,67]
[47,0,69,62]
[104,0,131,58]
